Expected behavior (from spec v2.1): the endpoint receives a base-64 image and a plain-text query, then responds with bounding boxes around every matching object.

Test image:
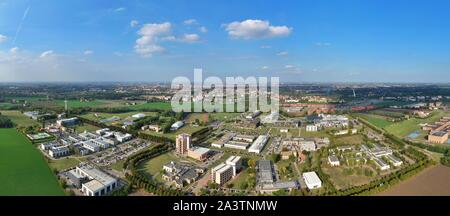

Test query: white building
[303,171,322,190]
[280,129,289,133]
[225,156,242,177]
[95,128,110,136]
[75,164,118,196]
[49,146,70,158]
[171,121,184,131]
[132,113,146,119]
[373,158,390,171]
[306,125,318,132]
[115,132,132,143]
[387,155,403,167]
[211,163,234,185]
[299,140,316,152]
[83,140,100,152]
[248,135,269,154]
[328,155,340,166]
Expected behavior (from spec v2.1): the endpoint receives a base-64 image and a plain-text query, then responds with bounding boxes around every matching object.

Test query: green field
[128,102,172,111]
[0,110,40,127]
[355,113,394,128]
[47,157,83,172]
[333,134,365,146]
[385,110,450,137]
[137,152,180,182]
[142,125,207,140]
[54,99,107,108]
[0,129,64,195]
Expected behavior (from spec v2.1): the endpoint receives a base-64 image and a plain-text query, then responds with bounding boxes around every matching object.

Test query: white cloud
[315,42,331,47]
[276,51,288,56]
[284,65,295,69]
[40,50,54,58]
[199,26,208,33]
[130,20,139,28]
[180,34,200,43]
[225,19,292,39]
[261,66,269,70]
[135,22,172,57]
[260,45,271,49]
[10,47,19,53]
[114,7,126,12]
[183,19,197,25]
[84,50,94,55]
[0,34,7,43]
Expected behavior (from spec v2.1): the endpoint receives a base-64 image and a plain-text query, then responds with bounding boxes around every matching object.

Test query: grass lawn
[385,110,450,138]
[137,152,180,182]
[209,113,241,121]
[0,129,64,195]
[186,113,209,123]
[230,168,252,189]
[47,157,82,172]
[142,125,207,140]
[54,99,108,108]
[74,123,101,133]
[128,102,172,111]
[109,160,126,172]
[0,110,40,127]
[355,113,394,128]
[333,134,364,146]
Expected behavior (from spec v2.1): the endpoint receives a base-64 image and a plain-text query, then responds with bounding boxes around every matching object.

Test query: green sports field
[0,129,64,195]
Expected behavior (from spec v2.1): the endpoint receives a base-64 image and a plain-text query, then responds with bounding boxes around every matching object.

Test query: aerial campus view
[1,0,450,201]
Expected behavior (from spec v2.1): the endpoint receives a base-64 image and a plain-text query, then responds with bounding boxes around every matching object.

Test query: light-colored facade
[211,163,233,185]
[176,133,191,155]
[303,171,322,190]
[75,164,118,196]
[248,135,269,154]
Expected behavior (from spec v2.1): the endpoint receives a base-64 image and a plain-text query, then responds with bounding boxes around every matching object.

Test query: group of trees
[0,114,14,128]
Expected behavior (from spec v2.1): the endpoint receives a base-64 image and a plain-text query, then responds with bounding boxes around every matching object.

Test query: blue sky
[0,0,449,82]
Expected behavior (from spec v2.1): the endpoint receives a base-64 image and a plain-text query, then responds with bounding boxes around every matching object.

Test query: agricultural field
[0,110,40,127]
[354,113,394,128]
[0,129,64,195]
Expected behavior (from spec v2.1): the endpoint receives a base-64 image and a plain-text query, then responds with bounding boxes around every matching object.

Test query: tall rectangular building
[176,133,191,155]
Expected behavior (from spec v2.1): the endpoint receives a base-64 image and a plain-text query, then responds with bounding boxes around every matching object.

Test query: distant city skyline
[1,0,450,83]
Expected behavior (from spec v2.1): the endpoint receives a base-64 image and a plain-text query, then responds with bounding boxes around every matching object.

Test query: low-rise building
[373,157,390,171]
[248,135,269,154]
[74,164,118,196]
[306,124,318,132]
[187,147,211,161]
[328,155,340,166]
[303,171,322,190]
[171,121,184,131]
[49,146,71,158]
[428,131,448,144]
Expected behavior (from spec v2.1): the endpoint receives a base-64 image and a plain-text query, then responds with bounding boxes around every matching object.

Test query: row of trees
[122,144,186,196]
